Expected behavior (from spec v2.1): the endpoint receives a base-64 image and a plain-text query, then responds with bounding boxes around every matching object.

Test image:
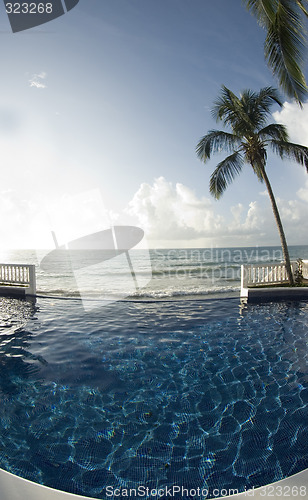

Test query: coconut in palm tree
[196,86,308,285]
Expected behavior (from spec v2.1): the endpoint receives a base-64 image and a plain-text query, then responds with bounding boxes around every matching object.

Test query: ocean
[0,245,308,497]
[1,245,308,304]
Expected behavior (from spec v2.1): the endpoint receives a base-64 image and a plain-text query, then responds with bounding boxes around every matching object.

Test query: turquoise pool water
[0,296,307,498]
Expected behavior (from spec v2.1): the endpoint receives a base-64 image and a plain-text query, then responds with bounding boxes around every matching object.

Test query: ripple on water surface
[0,297,307,498]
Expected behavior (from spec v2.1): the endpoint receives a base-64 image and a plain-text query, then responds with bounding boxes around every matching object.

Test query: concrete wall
[0,466,307,500]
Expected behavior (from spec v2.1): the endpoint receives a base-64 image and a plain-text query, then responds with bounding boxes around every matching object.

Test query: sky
[0,0,308,249]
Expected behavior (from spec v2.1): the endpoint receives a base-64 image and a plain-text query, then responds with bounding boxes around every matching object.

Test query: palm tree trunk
[260,166,294,285]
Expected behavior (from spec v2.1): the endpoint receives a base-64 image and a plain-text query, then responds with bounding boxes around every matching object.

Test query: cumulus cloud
[273,101,308,146]
[29,72,47,89]
[126,177,224,240]
[126,177,308,247]
[297,179,308,202]
[1,176,307,249]
[126,177,273,245]
[242,201,262,230]
[230,203,243,225]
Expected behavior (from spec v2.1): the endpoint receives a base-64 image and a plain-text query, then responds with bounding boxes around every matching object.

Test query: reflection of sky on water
[0,297,307,498]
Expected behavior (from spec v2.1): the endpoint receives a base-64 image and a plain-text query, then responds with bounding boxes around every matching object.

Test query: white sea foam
[1,246,308,301]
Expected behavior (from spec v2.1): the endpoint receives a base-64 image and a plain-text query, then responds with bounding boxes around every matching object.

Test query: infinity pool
[0,296,307,498]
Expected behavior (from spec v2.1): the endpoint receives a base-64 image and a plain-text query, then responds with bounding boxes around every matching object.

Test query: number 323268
[6,3,53,14]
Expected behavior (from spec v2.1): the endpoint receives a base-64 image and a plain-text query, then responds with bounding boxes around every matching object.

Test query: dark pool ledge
[241,286,308,302]
[0,467,307,500]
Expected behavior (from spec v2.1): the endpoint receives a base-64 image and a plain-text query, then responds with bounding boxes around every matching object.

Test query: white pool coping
[0,466,307,499]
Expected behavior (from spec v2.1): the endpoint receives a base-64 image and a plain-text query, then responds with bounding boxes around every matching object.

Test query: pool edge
[0,466,307,499]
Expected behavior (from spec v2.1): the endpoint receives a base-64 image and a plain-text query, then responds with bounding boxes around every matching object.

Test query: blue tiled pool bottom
[0,297,307,498]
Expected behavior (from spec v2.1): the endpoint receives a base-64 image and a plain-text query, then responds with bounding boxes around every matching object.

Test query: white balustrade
[0,264,36,296]
[241,261,298,291]
[302,260,308,279]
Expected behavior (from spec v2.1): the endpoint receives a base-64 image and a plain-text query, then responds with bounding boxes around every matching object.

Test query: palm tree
[243,0,308,105]
[196,85,308,285]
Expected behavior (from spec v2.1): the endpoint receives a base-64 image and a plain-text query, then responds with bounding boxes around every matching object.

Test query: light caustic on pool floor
[0,298,307,498]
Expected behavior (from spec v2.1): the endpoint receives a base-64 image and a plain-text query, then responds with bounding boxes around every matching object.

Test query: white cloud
[273,101,308,146]
[0,188,121,250]
[277,198,302,222]
[126,177,308,247]
[230,203,243,225]
[126,177,224,241]
[29,72,47,89]
[227,200,268,241]
[297,179,308,202]
[126,177,273,246]
[45,189,112,246]
[1,175,307,249]
[243,201,262,230]
[0,190,41,248]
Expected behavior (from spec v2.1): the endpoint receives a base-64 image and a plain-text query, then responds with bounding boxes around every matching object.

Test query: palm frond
[243,0,277,27]
[265,2,307,105]
[241,86,283,130]
[258,123,289,141]
[196,82,307,285]
[212,86,257,137]
[243,0,308,104]
[209,151,244,199]
[211,86,248,128]
[196,130,241,162]
[240,89,264,129]
[254,86,283,110]
[270,140,308,170]
[212,86,283,136]
[296,0,308,18]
